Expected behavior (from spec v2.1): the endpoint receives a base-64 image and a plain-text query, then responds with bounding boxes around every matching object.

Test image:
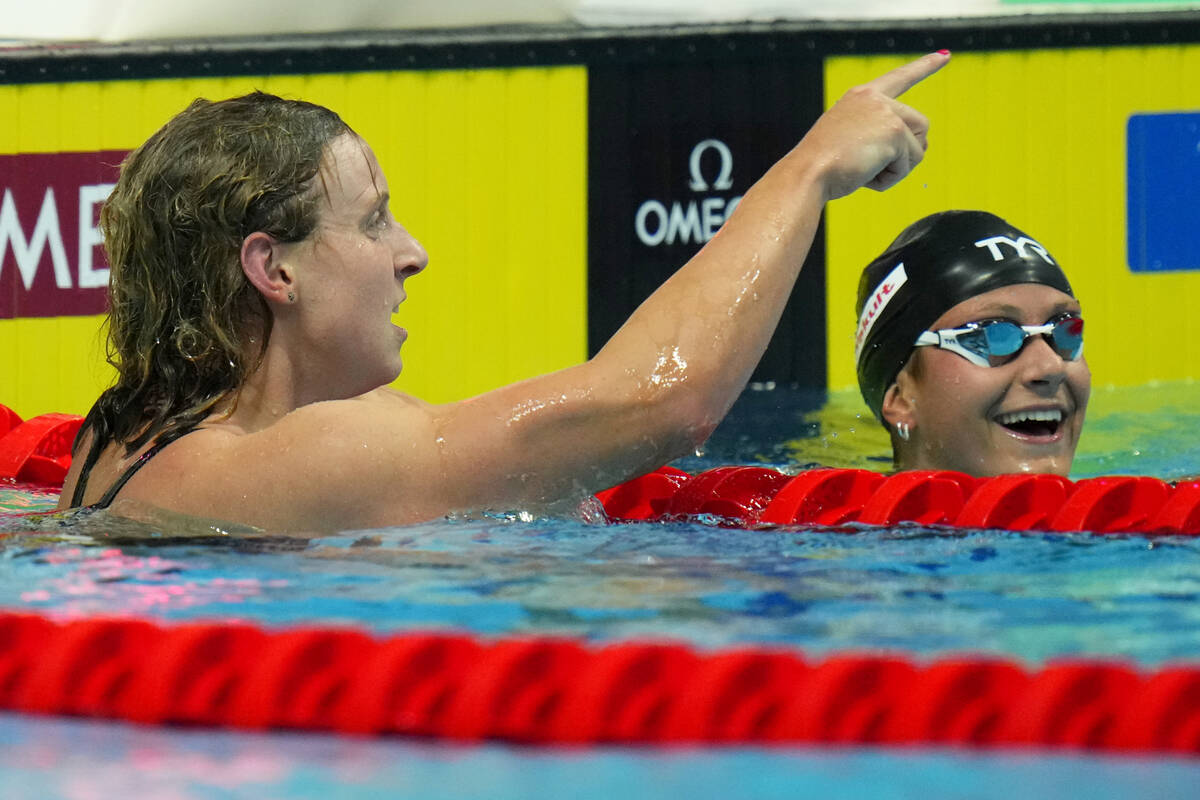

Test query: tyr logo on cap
[974,235,1055,265]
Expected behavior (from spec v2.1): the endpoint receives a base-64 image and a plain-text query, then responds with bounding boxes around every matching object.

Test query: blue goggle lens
[961,316,1083,366]
[1049,316,1085,359]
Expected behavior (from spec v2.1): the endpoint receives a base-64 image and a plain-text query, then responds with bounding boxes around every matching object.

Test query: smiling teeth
[996,409,1063,426]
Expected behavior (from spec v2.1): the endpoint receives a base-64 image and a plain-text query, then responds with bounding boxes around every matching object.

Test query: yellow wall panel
[0,86,17,154]
[0,66,587,417]
[826,47,1200,398]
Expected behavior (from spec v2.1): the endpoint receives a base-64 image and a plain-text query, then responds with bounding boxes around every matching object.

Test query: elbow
[678,389,722,450]
[586,350,731,465]
[649,386,721,462]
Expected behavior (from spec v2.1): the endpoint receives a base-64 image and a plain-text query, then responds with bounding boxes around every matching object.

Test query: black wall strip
[4,12,1200,84]
[586,54,825,385]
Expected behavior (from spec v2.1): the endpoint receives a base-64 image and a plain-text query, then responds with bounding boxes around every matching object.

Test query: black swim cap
[854,210,1073,421]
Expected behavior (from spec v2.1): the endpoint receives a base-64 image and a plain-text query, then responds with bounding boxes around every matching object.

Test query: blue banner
[1127,112,1200,272]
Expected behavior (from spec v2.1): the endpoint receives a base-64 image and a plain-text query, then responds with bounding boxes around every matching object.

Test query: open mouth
[994,408,1063,438]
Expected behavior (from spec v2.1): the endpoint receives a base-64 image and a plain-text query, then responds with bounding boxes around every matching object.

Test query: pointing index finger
[867,51,951,99]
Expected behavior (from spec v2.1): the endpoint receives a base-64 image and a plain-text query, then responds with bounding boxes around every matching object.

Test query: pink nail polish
[937,49,951,55]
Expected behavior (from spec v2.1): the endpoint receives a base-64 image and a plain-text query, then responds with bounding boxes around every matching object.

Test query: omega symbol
[688,139,734,192]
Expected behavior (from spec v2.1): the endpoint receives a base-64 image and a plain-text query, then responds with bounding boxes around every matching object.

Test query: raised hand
[797,51,950,201]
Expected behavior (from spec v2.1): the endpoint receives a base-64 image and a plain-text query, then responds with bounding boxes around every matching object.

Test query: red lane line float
[596,466,1199,536]
[0,405,83,487]
[337,632,483,736]
[956,474,1073,531]
[1049,476,1171,534]
[594,465,690,521]
[1150,481,1200,535]
[659,648,808,742]
[1,612,1197,753]
[549,642,700,742]
[771,654,918,744]
[0,405,21,437]
[759,468,884,525]
[664,466,792,523]
[129,622,270,726]
[881,658,1029,745]
[858,470,978,527]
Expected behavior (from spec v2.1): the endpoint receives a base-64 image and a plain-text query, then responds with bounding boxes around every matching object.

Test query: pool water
[2,382,1199,798]
[2,714,1198,800]
[2,510,1198,665]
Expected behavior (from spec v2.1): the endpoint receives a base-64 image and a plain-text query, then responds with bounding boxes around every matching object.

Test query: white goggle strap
[913,328,991,368]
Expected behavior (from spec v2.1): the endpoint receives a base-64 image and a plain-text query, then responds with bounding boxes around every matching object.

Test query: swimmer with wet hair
[59,52,950,531]
[855,210,1090,477]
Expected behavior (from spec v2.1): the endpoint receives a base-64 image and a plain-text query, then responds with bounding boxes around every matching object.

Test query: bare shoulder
[253,387,435,441]
[122,388,447,532]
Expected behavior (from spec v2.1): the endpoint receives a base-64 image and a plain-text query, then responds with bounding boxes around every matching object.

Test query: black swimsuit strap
[82,426,199,511]
[69,425,108,508]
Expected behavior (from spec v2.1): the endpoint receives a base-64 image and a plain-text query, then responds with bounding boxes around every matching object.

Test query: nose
[394,228,429,281]
[1016,333,1068,391]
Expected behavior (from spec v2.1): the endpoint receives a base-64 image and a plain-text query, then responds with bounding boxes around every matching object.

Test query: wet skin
[883,283,1090,477]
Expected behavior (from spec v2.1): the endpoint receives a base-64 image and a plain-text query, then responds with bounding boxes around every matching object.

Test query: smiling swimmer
[855,210,1091,477]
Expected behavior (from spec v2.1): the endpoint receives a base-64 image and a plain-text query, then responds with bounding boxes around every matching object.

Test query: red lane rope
[598,466,1200,535]
[0,612,1197,752]
[0,407,81,487]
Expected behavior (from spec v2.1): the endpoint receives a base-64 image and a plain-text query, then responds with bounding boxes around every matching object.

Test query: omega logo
[635,139,743,248]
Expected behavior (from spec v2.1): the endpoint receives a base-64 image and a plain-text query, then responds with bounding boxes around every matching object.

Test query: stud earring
[287,292,295,302]
[896,421,911,441]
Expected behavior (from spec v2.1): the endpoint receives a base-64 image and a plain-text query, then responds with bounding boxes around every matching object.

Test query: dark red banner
[0,150,127,319]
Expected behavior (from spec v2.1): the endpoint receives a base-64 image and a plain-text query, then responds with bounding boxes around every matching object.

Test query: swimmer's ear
[241,232,295,305]
[880,370,917,431]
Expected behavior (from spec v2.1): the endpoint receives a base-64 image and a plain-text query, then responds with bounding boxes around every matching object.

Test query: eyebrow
[365,191,390,219]
[938,300,1081,330]
[968,300,1080,319]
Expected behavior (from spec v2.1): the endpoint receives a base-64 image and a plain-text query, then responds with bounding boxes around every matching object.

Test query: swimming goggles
[913,314,1084,368]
